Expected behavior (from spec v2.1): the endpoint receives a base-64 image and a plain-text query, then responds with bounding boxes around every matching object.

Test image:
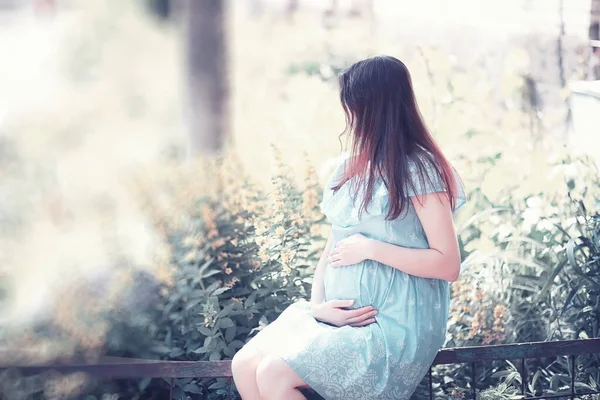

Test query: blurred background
[0,0,599,399]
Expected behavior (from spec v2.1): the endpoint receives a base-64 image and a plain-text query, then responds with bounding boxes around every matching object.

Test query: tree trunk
[184,0,229,156]
[592,0,600,28]
[285,0,298,21]
[589,0,600,79]
[147,0,171,20]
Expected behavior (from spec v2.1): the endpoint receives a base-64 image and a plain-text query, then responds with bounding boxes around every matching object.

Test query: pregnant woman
[232,55,466,400]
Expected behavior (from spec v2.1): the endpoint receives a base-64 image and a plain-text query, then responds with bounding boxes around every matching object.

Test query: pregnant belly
[323,260,392,309]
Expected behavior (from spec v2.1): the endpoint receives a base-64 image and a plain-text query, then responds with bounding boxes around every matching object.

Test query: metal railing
[4,338,600,399]
[429,338,600,400]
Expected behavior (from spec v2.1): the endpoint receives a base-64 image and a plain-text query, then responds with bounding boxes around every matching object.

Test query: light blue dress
[245,154,466,400]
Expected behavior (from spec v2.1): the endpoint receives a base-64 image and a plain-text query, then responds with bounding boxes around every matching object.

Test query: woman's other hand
[328,233,374,267]
[311,299,378,327]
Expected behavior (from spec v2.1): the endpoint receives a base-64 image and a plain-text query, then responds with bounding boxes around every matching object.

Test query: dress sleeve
[319,154,350,214]
[406,155,467,212]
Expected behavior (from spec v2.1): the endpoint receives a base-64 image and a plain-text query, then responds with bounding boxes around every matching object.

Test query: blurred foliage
[81,149,328,399]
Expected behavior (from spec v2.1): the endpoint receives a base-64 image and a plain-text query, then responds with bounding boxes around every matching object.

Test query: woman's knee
[256,355,306,396]
[255,355,282,395]
[231,346,261,378]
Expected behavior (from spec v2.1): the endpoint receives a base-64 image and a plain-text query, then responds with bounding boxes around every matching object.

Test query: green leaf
[208,379,228,389]
[223,346,236,358]
[139,377,152,391]
[525,259,567,317]
[197,257,215,277]
[225,326,237,342]
[566,238,600,286]
[205,296,220,310]
[549,374,568,391]
[229,340,245,349]
[212,287,231,296]
[530,369,542,393]
[150,344,172,354]
[559,282,583,317]
[259,315,268,327]
[198,326,213,336]
[170,348,185,358]
[209,351,221,361]
[504,371,521,386]
[191,346,209,354]
[218,302,236,317]
[184,297,205,311]
[182,383,204,394]
[205,281,220,293]
[575,382,595,390]
[218,317,235,329]
[201,269,221,279]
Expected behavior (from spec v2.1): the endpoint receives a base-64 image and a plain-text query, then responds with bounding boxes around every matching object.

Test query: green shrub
[431,152,600,398]
[93,150,599,400]
[96,151,327,399]
[431,382,520,400]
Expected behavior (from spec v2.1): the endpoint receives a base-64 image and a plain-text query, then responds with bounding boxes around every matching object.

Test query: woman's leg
[255,355,309,400]
[231,346,263,400]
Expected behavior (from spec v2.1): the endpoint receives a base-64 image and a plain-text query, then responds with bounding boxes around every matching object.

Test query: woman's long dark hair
[333,55,460,220]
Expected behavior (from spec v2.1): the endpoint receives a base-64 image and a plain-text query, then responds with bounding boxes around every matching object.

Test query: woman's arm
[328,193,461,282]
[310,231,335,306]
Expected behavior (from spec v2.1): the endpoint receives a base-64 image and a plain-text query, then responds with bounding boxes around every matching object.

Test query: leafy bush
[456,153,599,343]
[94,151,327,399]
[562,204,600,339]
[447,262,509,348]
[31,131,589,400]
[432,382,520,400]
[518,202,600,398]
[425,152,600,398]
[98,149,600,400]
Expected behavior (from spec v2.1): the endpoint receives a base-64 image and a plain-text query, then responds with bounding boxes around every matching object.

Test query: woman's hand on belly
[328,233,374,267]
[312,299,378,327]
